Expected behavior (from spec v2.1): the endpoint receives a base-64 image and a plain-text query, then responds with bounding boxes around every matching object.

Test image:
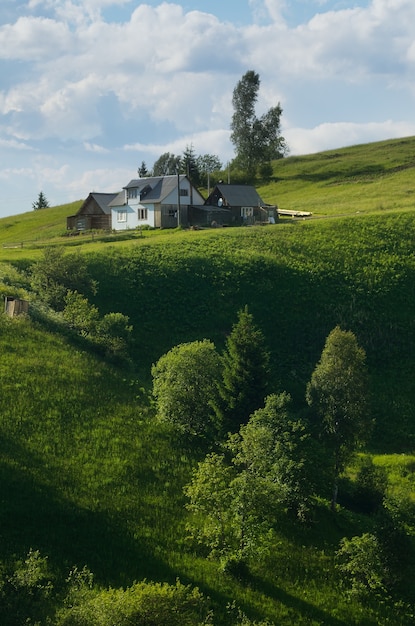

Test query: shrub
[57,579,212,626]
[335,533,388,598]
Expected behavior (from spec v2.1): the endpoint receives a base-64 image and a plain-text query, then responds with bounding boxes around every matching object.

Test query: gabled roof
[79,192,120,215]
[119,175,188,204]
[213,184,264,207]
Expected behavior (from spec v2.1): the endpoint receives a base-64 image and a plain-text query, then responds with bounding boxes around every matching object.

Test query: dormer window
[128,188,138,199]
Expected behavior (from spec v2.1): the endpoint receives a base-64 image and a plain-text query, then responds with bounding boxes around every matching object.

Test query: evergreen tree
[138,161,149,177]
[181,144,201,186]
[215,306,271,431]
[32,191,50,210]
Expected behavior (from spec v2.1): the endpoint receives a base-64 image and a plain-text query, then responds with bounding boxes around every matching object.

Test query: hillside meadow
[0,137,415,623]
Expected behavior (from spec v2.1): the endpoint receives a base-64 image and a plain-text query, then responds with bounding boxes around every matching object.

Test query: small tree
[184,452,237,555]
[152,339,222,436]
[138,161,149,177]
[32,191,50,210]
[214,306,271,431]
[196,154,223,190]
[231,393,320,520]
[306,326,371,510]
[63,290,100,336]
[31,247,98,311]
[335,534,388,598]
[182,144,201,186]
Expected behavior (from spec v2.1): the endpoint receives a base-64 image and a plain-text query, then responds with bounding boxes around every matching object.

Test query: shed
[5,296,29,317]
[204,184,273,225]
[67,192,119,231]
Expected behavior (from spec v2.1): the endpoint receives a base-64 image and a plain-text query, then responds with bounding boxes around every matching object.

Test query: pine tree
[32,191,50,210]
[215,306,271,431]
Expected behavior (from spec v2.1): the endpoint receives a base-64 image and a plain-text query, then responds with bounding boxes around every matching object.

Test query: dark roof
[215,184,264,207]
[78,192,120,215]
[120,175,187,204]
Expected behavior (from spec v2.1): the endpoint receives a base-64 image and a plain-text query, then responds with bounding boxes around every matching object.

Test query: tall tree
[214,306,271,431]
[152,152,181,176]
[306,326,372,510]
[181,144,201,186]
[32,191,50,210]
[230,70,286,177]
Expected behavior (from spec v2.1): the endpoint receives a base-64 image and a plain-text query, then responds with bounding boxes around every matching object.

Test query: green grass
[1,137,415,624]
[257,136,415,216]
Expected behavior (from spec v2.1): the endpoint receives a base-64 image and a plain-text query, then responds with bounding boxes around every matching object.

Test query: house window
[128,188,138,199]
[117,210,127,222]
[137,208,148,220]
[180,188,189,197]
[241,206,254,218]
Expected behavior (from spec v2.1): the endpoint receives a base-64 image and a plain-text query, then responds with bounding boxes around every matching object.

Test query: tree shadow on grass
[0,436,174,589]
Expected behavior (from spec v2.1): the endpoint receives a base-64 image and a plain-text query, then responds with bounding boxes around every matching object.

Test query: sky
[1,0,415,217]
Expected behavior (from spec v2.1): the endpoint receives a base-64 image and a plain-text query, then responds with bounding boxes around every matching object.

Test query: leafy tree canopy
[230,70,287,177]
[152,152,182,176]
[152,339,222,436]
[30,247,98,311]
[306,326,372,509]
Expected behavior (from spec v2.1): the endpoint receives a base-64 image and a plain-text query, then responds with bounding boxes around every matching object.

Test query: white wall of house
[111,176,205,230]
[111,202,156,230]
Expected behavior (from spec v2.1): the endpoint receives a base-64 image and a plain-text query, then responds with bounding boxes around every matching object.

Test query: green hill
[1,137,415,624]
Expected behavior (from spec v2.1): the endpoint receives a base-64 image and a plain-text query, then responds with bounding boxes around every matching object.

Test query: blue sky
[0,0,414,216]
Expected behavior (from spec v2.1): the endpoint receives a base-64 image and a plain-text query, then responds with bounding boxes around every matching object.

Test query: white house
[109,175,204,230]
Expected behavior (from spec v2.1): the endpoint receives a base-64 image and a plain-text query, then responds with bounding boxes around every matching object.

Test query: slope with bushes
[0,137,415,624]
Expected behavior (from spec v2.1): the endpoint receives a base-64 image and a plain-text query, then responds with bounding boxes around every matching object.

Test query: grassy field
[1,137,415,624]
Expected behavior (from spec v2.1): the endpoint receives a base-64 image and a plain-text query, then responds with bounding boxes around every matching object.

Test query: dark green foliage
[31,247,97,310]
[0,549,55,625]
[152,340,222,436]
[306,326,372,509]
[231,393,321,520]
[230,70,286,176]
[182,143,201,187]
[185,393,321,562]
[152,152,181,176]
[196,154,223,188]
[354,456,388,514]
[32,191,50,210]
[335,533,388,598]
[138,161,149,177]
[215,306,271,431]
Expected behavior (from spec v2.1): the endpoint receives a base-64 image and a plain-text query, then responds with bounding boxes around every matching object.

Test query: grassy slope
[257,135,415,216]
[1,137,415,623]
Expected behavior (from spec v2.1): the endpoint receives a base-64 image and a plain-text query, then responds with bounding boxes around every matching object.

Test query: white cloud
[286,120,415,155]
[0,0,415,216]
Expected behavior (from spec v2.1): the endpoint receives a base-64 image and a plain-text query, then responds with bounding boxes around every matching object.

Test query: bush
[335,533,388,598]
[57,579,212,626]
